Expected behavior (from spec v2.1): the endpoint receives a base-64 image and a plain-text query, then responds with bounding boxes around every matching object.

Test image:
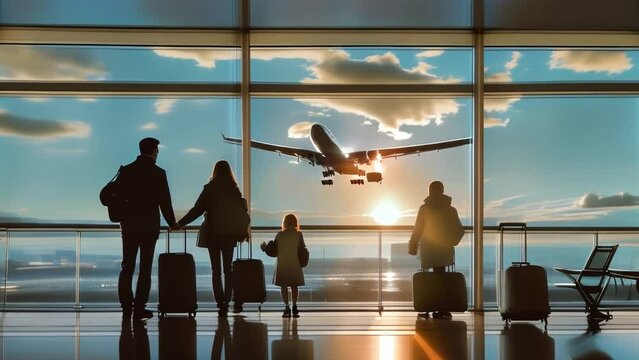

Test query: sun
[372,201,401,225]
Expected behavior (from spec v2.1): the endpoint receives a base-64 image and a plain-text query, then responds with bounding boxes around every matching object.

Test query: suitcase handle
[236,232,253,260]
[498,222,528,268]
[166,229,187,254]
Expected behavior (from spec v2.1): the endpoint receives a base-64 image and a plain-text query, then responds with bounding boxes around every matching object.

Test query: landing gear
[321,179,333,185]
[350,179,364,185]
[322,170,335,177]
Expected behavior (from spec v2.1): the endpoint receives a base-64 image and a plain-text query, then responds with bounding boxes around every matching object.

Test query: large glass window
[251,0,471,29]
[250,97,473,226]
[0,0,238,27]
[485,48,639,83]
[484,96,639,227]
[0,96,241,224]
[252,47,473,84]
[0,45,239,83]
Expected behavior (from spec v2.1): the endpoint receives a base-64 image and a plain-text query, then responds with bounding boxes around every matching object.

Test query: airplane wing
[222,134,325,166]
[348,137,472,163]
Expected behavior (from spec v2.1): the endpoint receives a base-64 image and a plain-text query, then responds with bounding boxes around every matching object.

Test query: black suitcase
[413,270,468,313]
[499,323,554,360]
[158,231,198,317]
[159,317,197,360]
[414,319,468,359]
[498,223,550,326]
[232,241,266,308]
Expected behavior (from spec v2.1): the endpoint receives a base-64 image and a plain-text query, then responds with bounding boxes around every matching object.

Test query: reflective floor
[0,310,638,359]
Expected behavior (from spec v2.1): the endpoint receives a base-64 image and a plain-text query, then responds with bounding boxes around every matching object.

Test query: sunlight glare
[379,336,396,360]
[372,201,401,225]
[374,153,383,172]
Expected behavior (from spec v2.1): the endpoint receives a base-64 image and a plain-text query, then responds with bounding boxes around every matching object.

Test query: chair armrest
[608,271,639,281]
[554,267,580,275]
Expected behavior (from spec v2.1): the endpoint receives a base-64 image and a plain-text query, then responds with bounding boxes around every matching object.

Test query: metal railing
[0,224,638,311]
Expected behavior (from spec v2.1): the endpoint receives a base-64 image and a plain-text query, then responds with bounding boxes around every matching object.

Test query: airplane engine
[366,172,382,183]
[365,150,379,165]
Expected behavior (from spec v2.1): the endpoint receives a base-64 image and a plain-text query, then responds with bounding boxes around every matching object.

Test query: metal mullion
[472,31,485,311]
[250,84,472,96]
[485,83,639,95]
[0,82,240,95]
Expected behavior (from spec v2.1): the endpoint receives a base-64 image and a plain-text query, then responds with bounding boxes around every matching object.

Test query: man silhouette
[117,137,180,320]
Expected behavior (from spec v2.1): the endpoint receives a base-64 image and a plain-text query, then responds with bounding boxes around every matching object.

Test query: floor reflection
[157,317,197,360]
[414,318,468,359]
[272,318,314,359]
[2,312,639,359]
[119,320,150,360]
[499,323,554,360]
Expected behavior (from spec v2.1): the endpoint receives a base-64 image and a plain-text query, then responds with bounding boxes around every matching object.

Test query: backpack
[421,206,464,247]
[212,194,250,241]
[99,166,125,223]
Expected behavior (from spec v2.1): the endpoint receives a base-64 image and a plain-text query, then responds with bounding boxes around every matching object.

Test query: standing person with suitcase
[116,137,181,321]
[177,160,250,316]
[408,180,465,319]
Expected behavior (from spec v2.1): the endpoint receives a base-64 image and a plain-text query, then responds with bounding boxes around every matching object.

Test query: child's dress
[272,230,305,286]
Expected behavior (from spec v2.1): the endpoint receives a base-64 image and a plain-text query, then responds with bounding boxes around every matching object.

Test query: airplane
[222,123,471,185]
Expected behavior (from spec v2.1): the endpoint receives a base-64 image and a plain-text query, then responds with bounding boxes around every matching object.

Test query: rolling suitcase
[498,222,550,326]
[159,317,197,360]
[158,231,198,317]
[232,238,266,309]
[413,270,468,313]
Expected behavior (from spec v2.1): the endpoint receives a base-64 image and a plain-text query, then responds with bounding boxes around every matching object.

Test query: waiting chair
[554,245,618,324]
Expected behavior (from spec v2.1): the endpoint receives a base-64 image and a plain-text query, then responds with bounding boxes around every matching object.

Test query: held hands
[169,223,182,231]
[260,241,267,251]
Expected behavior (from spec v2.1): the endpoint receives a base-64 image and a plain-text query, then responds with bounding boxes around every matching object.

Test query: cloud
[416,50,445,58]
[485,196,612,224]
[76,97,98,102]
[152,48,238,68]
[307,111,330,118]
[485,51,521,83]
[23,97,50,103]
[484,97,520,113]
[184,148,205,154]
[577,192,639,208]
[297,98,460,140]
[0,112,91,139]
[505,51,522,71]
[141,122,158,130]
[253,49,459,84]
[485,117,510,128]
[304,51,459,84]
[549,51,633,74]
[288,121,314,138]
[0,46,106,81]
[155,99,177,114]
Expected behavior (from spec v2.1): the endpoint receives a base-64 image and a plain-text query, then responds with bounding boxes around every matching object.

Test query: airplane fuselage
[309,123,363,175]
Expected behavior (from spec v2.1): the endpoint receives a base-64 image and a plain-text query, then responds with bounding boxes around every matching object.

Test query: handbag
[196,215,209,248]
[298,234,309,268]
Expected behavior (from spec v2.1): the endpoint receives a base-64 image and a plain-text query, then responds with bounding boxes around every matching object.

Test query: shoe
[417,312,430,319]
[432,311,452,319]
[282,305,291,318]
[133,308,153,321]
[233,303,243,314]
[292,305,299,318]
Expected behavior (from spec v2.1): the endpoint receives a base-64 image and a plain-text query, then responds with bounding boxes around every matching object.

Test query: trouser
[119,231,158,309]
[208,246,235,306]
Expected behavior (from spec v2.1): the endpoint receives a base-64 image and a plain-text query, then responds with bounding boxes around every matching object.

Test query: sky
[0,45,638,227]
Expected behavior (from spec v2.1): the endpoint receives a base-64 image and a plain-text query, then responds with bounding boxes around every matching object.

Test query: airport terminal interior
[1,0,639,358]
